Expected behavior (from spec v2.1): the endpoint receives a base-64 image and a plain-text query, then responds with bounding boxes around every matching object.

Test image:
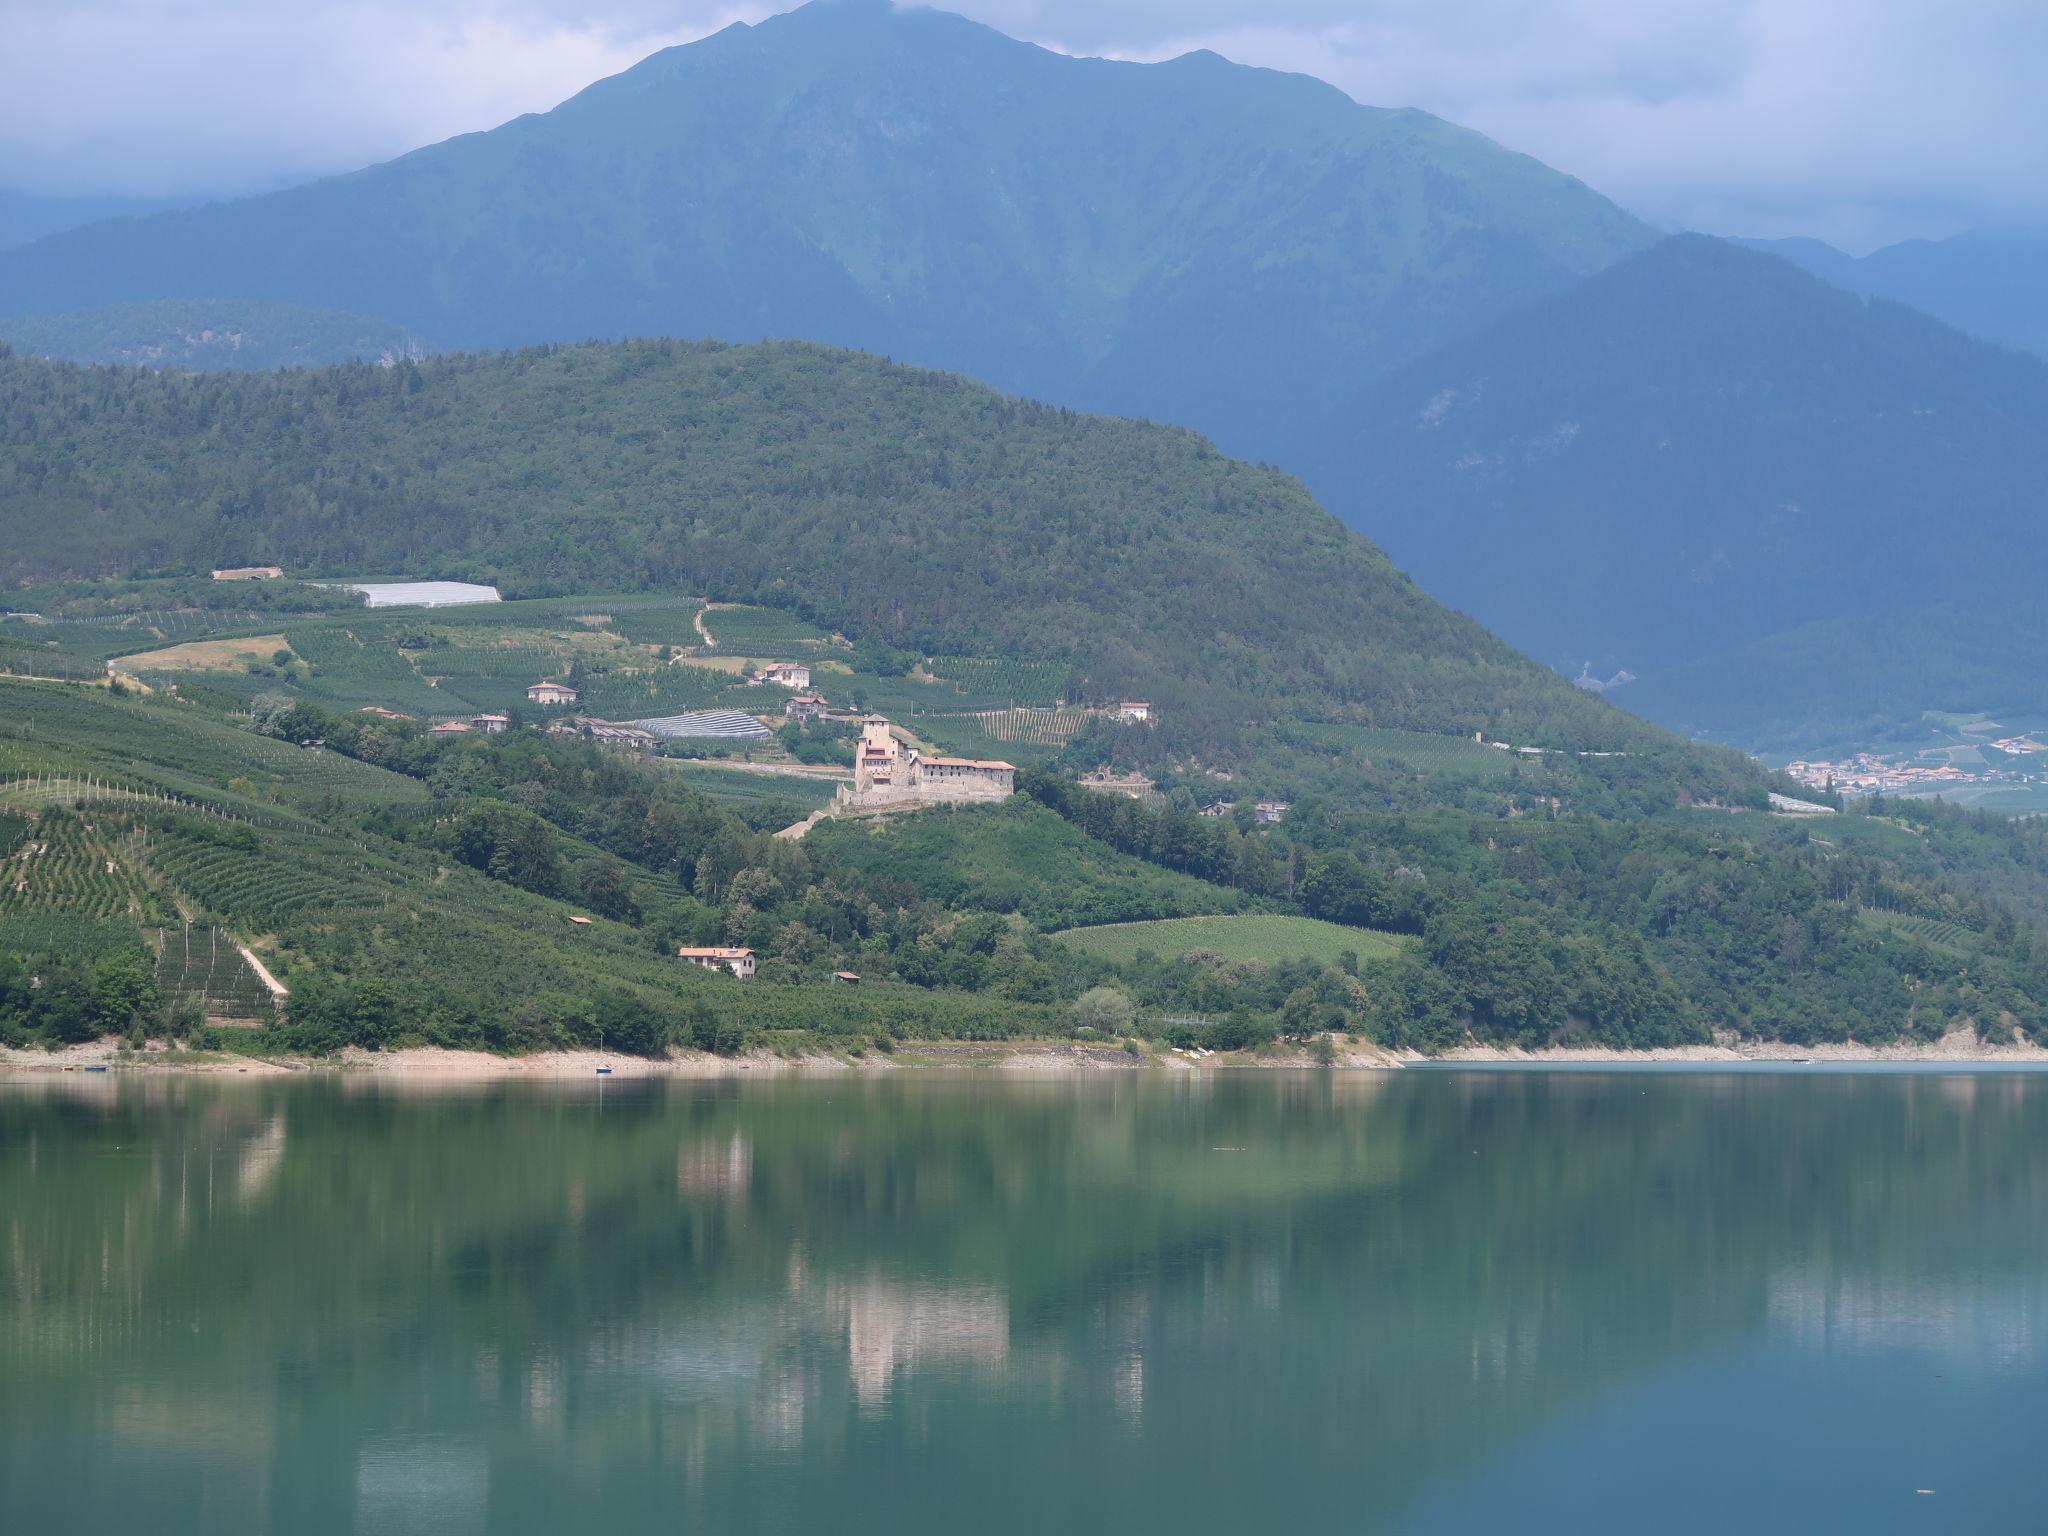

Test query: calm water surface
[4,1068,2046,1533]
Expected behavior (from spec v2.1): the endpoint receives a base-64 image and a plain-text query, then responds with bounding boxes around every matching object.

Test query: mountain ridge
[0,0,1650,460]
[1306,234,2048,747]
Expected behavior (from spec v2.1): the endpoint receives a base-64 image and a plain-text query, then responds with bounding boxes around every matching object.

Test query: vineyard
[970,707,1092,746]
[0,640,107,681]
[0,678,431,815]
[421,644,578,713]
[152,925,278,1021]
[914,713,1064,765]
[698,604,836,653]
[0,810,159,926]
[931,657,1070,708]
[577,666,729,719]
[148,825,372,929]
[277,626,446,712]
[607,602,710,648]
[1856,908,1981,955]
[3,608,270,665]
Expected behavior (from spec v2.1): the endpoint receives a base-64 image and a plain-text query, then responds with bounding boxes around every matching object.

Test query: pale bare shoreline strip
[6,1030,2047,1078]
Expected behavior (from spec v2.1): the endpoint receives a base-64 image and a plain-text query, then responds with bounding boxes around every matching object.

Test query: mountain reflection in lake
[3,1069,2046,1534]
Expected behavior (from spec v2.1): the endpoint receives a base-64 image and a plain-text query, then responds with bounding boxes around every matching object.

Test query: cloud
[996,0,2048,248]
[0,1,765,197]
[0,0,2040,248]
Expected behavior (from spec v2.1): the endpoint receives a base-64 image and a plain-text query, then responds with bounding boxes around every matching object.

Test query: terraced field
[1052,914,1409,968]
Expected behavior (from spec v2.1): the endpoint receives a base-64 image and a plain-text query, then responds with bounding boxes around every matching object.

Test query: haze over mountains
[1312,236,2048,750]
[1,0,2041,753]
[1741,231,2048,365]
[0,0,1647,465]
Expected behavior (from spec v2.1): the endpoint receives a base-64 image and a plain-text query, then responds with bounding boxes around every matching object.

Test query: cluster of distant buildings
[1783,736,2048,797]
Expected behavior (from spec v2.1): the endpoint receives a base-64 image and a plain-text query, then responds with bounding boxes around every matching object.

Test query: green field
[1053,914,1409,968]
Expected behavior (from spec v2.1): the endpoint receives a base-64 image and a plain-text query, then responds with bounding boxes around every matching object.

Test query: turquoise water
[3,1068,2045,1533]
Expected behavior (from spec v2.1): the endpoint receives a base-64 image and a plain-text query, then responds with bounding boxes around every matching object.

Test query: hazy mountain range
[1310,236,2048,750]
[1740,231,2048,364]
[1,0,2041,752]
[0,0,1647,466]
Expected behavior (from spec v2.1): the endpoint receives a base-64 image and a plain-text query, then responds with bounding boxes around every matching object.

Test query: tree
[89,950,159,1038]
[1070,985,1135,1036]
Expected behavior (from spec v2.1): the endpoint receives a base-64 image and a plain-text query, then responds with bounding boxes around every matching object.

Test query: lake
[3,1067,2046,1533]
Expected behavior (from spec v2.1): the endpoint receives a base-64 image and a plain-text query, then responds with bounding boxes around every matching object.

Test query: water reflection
[2,1070,2046,1533]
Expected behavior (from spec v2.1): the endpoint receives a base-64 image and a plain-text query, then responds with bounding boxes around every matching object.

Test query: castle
[837,716,1015,810]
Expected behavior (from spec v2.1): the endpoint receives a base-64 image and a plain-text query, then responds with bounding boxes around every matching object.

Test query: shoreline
[7,1030,2048,1077]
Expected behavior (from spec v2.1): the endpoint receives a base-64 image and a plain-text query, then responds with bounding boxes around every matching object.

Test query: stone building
[839,716,1014,809]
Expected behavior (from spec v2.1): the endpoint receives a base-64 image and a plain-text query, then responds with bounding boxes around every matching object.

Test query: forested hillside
[0,300,427,371]
[0,337,1662,757]
[0,0,1648,459]
[1309,236,2048,748]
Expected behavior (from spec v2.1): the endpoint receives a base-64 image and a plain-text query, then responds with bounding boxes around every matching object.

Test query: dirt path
[775,810,828,840]
[236,943,290,999]
[693,604,719,649]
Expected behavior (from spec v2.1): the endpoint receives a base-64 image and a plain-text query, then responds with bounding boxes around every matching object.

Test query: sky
[3,0,2043,251]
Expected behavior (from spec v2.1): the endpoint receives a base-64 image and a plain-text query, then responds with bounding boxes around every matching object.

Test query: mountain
[0,0,1649,461]
[0,336,1661,757]
[1306,235,2048,748]
[1742,231,2048,363]
[0,299,430,371]
[0,188,196,252]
